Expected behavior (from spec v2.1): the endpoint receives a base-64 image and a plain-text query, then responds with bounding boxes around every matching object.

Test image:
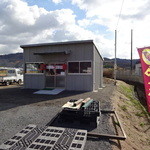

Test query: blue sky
[24,0,85,20]
[0,0,150,59]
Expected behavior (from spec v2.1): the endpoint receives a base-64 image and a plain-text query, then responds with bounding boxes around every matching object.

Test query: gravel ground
[0,83,116,150]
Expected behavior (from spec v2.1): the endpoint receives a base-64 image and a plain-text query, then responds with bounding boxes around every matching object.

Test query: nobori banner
[138,47,150,112]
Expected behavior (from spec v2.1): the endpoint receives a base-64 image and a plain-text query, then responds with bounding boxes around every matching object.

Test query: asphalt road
[0,83,117,150]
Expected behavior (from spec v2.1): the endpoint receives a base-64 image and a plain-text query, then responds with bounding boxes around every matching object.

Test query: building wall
[93,45,103,90]
[65,43,94,91]
[66,75,93,91]
[23,43,93,63]
[24,74,45,89]
[23,42,94,91]
[23,47,68,63]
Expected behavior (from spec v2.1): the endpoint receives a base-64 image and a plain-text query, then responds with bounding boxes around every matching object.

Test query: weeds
[119,83,134,100]
[139,122,145,127]
[103,68,113,78]
[135,112,145,117]
[120,105,127,111]
[114,121,120,127]
[118,82,150,117]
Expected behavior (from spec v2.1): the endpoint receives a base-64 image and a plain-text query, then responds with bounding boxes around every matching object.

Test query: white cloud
[70,0,150,59]
[0,0,78,54]
[1,0,149,59]
[0,0,108,58]
[78,19,91,28]
[52,0,62,4]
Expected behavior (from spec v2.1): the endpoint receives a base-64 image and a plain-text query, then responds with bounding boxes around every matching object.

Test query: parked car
[0,67,23,85]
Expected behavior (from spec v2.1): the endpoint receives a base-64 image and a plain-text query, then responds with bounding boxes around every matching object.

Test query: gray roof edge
[20,40,93,48]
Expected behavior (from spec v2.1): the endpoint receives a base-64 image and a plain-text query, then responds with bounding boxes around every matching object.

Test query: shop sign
[46,65,55,69]
[46,64,67,70]
[137,47,150,112]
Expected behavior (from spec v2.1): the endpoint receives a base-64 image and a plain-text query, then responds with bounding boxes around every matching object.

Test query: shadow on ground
[46,112,97,132]
[0,85,88,111]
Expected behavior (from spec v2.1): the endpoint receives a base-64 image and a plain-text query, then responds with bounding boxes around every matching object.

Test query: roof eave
[20,40,93,48]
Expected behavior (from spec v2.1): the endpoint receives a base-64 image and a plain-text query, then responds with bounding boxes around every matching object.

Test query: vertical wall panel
[93,45,103,90]
[66,75,93,91]
[24,74,45,89]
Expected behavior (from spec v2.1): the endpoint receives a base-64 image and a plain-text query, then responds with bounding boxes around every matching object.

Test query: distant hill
[0,53,140,69]
[104,57,140,69]
[0,53,23,68]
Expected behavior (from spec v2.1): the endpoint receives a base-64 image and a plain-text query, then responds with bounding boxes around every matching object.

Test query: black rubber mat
[27,126,87,150]
[0,125,87,150]
[0,124,46,150]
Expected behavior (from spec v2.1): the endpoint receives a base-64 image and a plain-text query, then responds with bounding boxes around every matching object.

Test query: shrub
[103,68,114,78]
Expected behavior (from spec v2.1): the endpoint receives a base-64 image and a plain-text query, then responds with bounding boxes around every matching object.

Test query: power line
[116,0,125,29]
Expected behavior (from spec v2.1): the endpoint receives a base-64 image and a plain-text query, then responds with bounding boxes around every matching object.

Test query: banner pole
[131,29,133,72]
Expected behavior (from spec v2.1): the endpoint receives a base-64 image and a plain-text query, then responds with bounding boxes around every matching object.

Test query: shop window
[26,63,44,73]
[55,64,66,75]
[80,62,91,73]
[68,61,91,74]
[68,62,79,73]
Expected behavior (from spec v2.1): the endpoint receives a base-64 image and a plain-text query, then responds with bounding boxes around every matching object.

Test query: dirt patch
[111,80,150,150]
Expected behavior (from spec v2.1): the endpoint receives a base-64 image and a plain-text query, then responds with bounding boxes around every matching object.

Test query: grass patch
[118,82,149,117]
[139,122,146,127]
[120,105,127,111]
[114,121,120,127]
[119,83,134,100]
[135,112,145,117]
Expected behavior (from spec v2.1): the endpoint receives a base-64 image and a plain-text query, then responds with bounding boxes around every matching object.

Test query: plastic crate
[61,100,100,124]
[84,101,100,117]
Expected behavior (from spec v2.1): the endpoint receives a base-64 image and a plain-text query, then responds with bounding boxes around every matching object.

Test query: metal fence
[116,69,143,84]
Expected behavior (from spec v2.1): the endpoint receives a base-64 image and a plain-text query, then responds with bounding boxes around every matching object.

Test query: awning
[34,50,71,55]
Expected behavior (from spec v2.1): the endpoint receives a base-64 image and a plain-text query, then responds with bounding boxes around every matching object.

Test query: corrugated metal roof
[20,40,93,48]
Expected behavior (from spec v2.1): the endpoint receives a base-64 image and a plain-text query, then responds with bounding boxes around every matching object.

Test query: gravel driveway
[0,83,116,150]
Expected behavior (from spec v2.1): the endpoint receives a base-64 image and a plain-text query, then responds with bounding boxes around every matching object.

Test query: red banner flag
[138,47,150,112]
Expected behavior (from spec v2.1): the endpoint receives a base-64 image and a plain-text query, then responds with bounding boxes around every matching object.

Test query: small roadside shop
[20,40,103,91]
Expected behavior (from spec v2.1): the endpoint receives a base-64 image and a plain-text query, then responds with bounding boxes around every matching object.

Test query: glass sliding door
[45,64,55,88]
[45,63,66,88]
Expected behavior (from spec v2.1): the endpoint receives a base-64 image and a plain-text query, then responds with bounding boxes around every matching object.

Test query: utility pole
[131,29,133,72]
[114,30,117,85]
